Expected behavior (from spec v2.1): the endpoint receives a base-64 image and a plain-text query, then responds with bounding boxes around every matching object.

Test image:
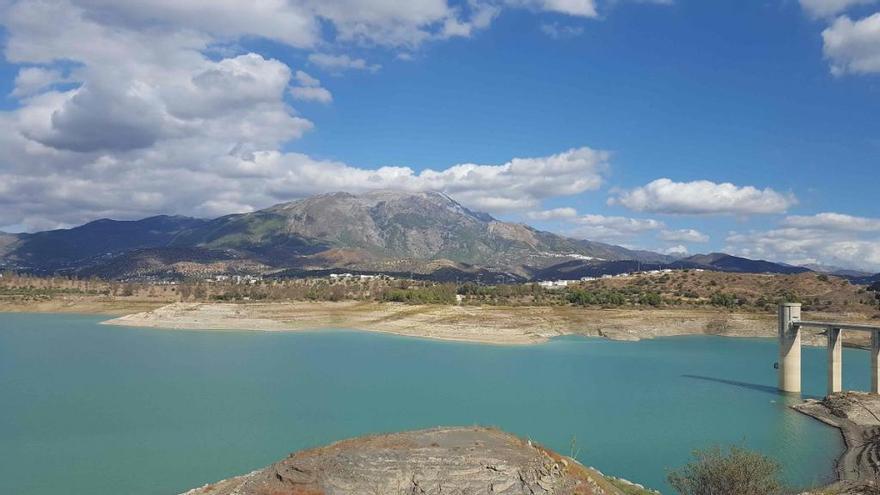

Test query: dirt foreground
[181,426,656,495]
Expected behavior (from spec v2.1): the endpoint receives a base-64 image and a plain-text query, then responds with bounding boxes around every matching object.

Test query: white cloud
[289,70,332,103]
[11,67,68,97]
[526,207,579,220]
[610,178,797,215]
[726,212,880,272]
[782,212,880,231]
[290,86,333,103]
[294,70,321,87]
[567,214,663,242]
[264,146,611,214]
[662,244,689,256]
[510,0,598,17]
[822,12,880,74]
[658,228,709,243]
[308,53,382,73]
[799,0,877,18]
[540,22,585,38]
[0,0,683,231]
[726,228,880,273]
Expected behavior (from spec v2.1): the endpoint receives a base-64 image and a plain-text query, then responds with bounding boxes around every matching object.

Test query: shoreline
[5,299,870,347]
[794,393,880,492]
[97,300,789,346]
[6,299,865,352]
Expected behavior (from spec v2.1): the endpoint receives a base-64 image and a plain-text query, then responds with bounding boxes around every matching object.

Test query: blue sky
[0,0,878,269]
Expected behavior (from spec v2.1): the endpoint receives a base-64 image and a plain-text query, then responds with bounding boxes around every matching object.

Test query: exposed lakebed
[0,313,862,494]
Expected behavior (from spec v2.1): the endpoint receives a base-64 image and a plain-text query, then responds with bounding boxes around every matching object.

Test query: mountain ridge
[0,190,848,281]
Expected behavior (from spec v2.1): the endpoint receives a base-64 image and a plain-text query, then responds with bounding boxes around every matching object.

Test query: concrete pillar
[872,331,880,394]
[828,328,842,396]
[778,303,802,393]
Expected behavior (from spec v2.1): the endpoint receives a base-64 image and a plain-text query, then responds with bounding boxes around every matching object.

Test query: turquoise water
[0,313,861,494]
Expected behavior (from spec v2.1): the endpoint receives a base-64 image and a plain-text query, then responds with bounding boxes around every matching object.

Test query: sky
[0,0,879,271]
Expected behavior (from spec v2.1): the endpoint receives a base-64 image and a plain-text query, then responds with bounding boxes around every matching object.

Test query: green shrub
[639,292,662,306]
[667,445,784,495]
[710,292,738,308]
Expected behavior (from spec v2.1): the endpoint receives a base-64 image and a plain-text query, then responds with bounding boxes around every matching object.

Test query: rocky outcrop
[795,393,880,494]
[181,426,651,495]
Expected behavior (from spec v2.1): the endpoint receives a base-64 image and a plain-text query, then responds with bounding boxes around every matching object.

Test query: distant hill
[0,190,830,281]
[681,253,811,275]
[801,263,873,278]
[3,216,207,274]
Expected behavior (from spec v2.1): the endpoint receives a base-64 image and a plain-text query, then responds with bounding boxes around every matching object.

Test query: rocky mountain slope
[170,191,664,267]
[1,191,669,279]
[182,426,654,495]
[0,190,853,281]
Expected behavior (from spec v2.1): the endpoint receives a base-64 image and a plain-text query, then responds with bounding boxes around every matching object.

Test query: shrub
[667,445,784,495]
[639,292,662,306]
[710,292,738,308]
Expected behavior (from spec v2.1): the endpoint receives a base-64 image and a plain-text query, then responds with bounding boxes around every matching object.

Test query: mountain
[801,263,873,278]
[3,215,208,274]
[681,253,811,275]
[169,191,663,269]
[847,272,880,286]
[0,190,821,281]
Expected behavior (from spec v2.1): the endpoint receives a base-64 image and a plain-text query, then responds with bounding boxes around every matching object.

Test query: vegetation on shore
[1,270,878,314]
[3,270,878,317]
[668,445,785,495]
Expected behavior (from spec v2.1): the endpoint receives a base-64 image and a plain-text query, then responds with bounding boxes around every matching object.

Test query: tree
[667,445,784,495]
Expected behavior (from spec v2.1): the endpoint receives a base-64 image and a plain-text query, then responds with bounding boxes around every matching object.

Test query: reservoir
[0,313,857,494]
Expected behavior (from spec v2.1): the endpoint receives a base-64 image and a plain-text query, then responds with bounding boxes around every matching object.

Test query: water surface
[0,313,862,494]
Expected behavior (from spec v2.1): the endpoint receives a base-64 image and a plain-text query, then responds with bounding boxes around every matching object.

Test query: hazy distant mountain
[682,253,810,275]
[800,263,873,278]
[2,216,208,273]
[0,190,822,281]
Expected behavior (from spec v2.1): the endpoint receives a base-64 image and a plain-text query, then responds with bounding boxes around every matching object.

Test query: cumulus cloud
[566,214,663,242]
[526,207,579,220]
[289,70,332,103]
[0,0,676,231]
[610,178,797,215]
[726,228,880,272]
[799,0,877,18]
[510,0,598,17]
[658,228,709,243]
[662,244,689,256]
[726,211,880,272]
[307,53,382,73]
[11,67,68,97]
[823,12,880,75]
[782,212,880,231]
[263,146,611,213]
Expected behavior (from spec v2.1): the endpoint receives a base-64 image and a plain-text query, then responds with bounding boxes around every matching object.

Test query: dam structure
[778,302,880,395]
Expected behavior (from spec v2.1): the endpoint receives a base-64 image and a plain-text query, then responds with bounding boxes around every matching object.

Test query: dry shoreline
[96,300,793,346]
[5,299,871,346]
[795,393,880,493]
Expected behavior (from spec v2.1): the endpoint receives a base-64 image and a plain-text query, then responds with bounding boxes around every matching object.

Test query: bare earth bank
[99,301,805,345]
[795,393,880,494]
[181,426,656,495]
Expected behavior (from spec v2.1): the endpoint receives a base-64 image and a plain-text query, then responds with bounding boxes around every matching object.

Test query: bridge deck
[795,321,880,332]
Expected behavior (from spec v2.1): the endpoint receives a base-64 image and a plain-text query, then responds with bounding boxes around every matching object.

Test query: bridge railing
[778,303,880,395]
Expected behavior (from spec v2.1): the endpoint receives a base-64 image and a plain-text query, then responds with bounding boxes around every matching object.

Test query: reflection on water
[0,314,855,495]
